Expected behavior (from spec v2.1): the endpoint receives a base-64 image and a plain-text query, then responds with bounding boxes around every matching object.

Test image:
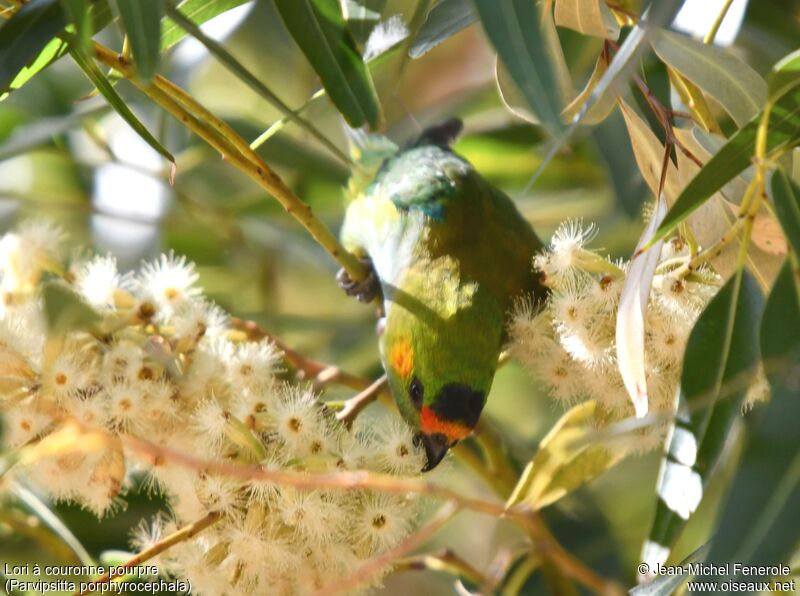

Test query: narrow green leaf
[409,0,475,59]
[69,45,176,173]
[562,54,617,125]
[114,0,164,80]
[651,29,766,128]
[1,37,67,101]
[0,103,109,161]
[768,48,800,102]
[653,85,800,244]
[1,1,113,102]
[495,3,572,126]
[251,38,402,150]
[643,269,764,569]
[274,0,381,128]
[60,0,90,51]
[12,484,95,566]
[703,261,800,589]
[42,281,102,336]
[524,0,683,186]
[760,259,800,392]
[770,166,800,258]
[161,0,250,50]
[164,3,349,166]
[473,0,562,137]
[0,0,66,92]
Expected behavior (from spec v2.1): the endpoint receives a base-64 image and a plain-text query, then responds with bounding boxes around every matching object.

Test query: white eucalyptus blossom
[511,220,724,448]
[0,224,424,594]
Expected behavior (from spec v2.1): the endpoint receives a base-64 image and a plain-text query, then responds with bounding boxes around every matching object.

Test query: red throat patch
[420,406,472,442]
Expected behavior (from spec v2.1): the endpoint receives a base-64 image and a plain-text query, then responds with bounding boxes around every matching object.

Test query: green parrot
[338,119,545,471]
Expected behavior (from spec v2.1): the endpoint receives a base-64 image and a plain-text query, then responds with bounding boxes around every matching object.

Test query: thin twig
[703,0,735,44]
[336,375,388,425]
[76,511,222,595]
[121,429,509,517]
[605,40,703,171]
[229,316,372,391]
[85,41,367,283]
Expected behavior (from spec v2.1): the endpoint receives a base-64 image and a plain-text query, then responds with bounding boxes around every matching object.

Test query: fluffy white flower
[0,224,425,594]
[75,254,130,309]
[371,417,426,474]
[352,493,412,555]
[0,220,63,289]
[137,251,200,315]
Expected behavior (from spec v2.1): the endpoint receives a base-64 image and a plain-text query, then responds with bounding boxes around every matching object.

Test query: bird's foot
[337,258,379,304]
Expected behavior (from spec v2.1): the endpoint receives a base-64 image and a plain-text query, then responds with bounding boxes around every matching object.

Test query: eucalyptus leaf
[562,55,616,125]
[0,103,109,161]
[0,0,66,92]
[1,0,112,101]
[495,3,572,126]
[1,37,67,101]
[114,0,164,80]
[591,108,650,216]
[673,128,782,288]
[651,29,766,127]
[643,269,764,570]
[702,261,800,589]
[769,167,800,258]
[473,0,563,137]
[161,0,251,50]
[554,0,618,39]
[525,0,683,186]
[164,3,349,165]
[12,484,95,566]
[409,0,475,59]
[760,259,800,391]
[69,45,176,170]
[653,85,800,245]
[274,0,381,128]
[768,48,800,102]
[618,100,679,199]
[507,401,629,510]
[616,193,667,418]
[250,37,402,150]
[60,0,90,51]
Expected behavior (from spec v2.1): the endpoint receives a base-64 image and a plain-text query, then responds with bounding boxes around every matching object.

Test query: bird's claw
[337,259,379,304]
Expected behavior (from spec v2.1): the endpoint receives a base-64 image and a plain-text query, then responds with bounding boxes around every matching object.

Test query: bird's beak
[415,432,451,472]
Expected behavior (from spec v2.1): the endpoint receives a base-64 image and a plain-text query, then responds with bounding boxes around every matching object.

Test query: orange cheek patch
[420,407,472,442]
[389,339,414,379]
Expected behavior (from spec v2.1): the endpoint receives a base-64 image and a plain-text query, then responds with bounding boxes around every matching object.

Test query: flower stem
[335,375,389,425]
[77,511,222,595]
[229,316,372,391]
[703,0,735,45]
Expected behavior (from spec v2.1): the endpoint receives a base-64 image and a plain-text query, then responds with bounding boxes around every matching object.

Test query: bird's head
[381,313,495,472]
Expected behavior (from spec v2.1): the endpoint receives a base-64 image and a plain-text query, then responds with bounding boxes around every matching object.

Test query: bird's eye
[408,377,424,408]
